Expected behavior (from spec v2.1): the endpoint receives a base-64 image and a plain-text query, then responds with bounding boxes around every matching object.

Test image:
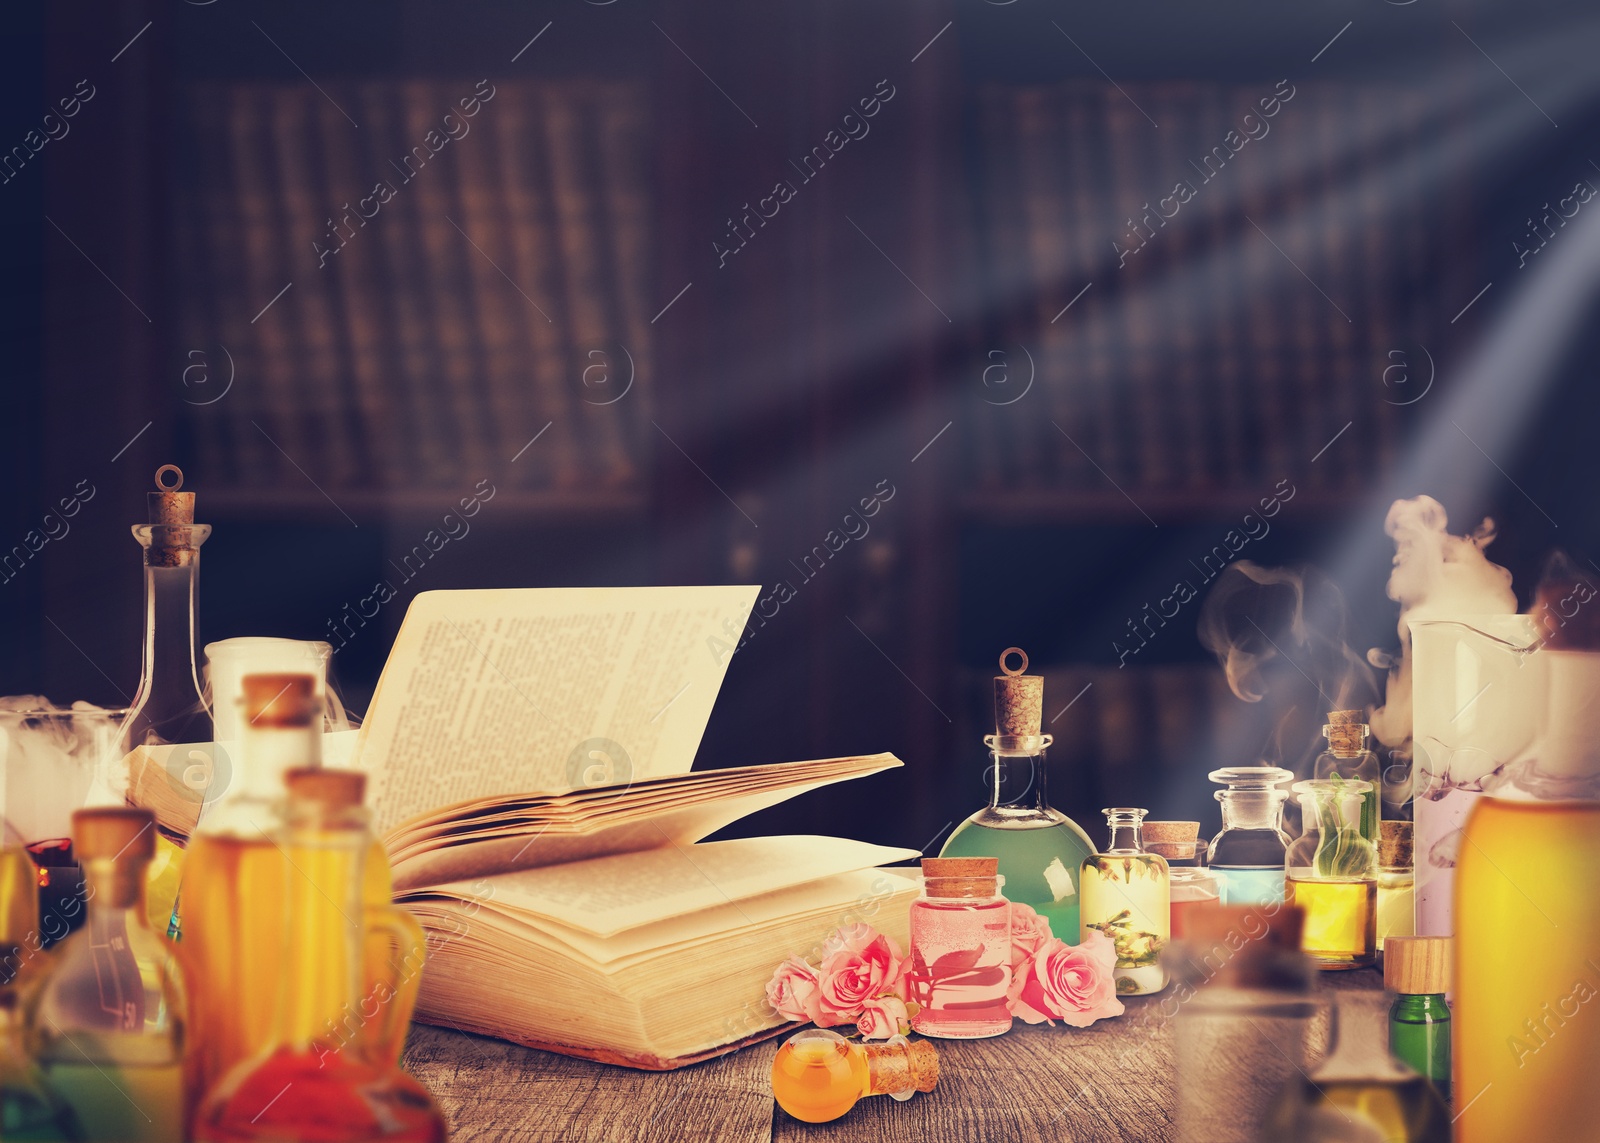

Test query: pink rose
[1008,931,1125,1028]
[815,932,905,1026]
[766,955,821,1023]
[1008,901,1054,969]
[855,995,908,1041]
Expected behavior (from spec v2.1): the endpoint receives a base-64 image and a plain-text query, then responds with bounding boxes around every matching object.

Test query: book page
[357,586,757,832]
[414,835,919,936]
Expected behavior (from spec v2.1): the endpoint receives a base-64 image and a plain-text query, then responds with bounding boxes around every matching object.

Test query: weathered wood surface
[405,970,1382,1142]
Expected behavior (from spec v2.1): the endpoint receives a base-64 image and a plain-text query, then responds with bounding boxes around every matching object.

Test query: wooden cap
[864,1037,939,1095]
[1385,936,1451,994]
[73,807,155,862]
[921,856,998,898]
[1379,820,1413,867]
[242,673,319,727]
[1326,710,1368,752]
[285,767,366,808]
[993,648,1043,739]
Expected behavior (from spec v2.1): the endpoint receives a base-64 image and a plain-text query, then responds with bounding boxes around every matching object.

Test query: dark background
[3,0,1599,855]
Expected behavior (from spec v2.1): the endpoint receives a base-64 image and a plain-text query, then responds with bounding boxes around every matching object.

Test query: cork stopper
[1325,710,1368,754]
[991,647,1047,753]
[286,767,365,808]
[73,807,155,863]
[921,856,1000,898]
[864,1037,939,1096]
[1385,936,1451,994]
[1143,821,1199,862]
[1378,820,1413,868]
[143,465,204,567]
[242,673,319,727]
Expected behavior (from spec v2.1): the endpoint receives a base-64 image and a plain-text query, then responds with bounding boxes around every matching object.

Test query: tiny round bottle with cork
[1386,936,1451,1103]
[905,857,1013,1039]
[770,1029,938,1123]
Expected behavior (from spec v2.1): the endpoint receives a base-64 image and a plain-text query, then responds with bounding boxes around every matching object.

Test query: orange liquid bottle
[770,1029,938,1123]
[194,767,445,1142]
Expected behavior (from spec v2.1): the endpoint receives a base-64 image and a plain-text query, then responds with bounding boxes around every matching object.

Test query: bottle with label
[1385,936,1450,1103]
[1080,808,1169,995]
[181,673,316,1105]
[1286,778,1377,970]
[1315,710,1382,840]
[192,765,445,1142]
[940,649,1095,941]
[32,808,185,1142]
[1376,820,1415,952]
[1206,766,1293,906]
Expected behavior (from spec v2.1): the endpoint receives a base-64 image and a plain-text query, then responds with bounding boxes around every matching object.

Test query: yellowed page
[356,586,758,832]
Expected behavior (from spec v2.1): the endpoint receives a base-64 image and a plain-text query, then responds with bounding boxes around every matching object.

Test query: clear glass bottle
[120,465,214,939]
[1376,820,1415,952]
[906,857,1012,1039]
[1385,936,1450,1103]
[1286,778,1377,970]
[32,808,185,1142]
[192,763,445,1143]
[1080,808,1169,995]
[1206,766,1293,906]
[1315,710,1382,841]
[182,673,316,1106]
[1265,992,1450,1142]
[940,650,1095,941]
[770,1028,938,1123]
[1172,904,1320,1143]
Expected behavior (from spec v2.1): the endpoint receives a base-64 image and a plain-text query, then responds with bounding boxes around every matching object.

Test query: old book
[131,585,917,1068]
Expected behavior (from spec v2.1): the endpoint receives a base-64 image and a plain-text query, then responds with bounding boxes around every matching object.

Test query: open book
[137,587,917,1068]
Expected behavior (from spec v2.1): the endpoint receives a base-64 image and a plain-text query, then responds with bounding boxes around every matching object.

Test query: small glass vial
[33,808,186,1142]
[1167,867,1221,940]
[770,1028,938,1123]
[1376,819,1415,952]
[1385,936,1451,1103]
[1080,808,1169,995]
[1314,710,1382,841]
[906,857,1012,1039]
[1266,991,1450,1142]
[1207,766,1293,906]
[1287,778,1378,970]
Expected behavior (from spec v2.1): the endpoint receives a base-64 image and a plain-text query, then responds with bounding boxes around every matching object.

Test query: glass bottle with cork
[32,808,186,1142]
[770,1028,938,1123]
[192,765,445,1142]
[1206,766,1293,906]
[1286,777,1377,969]
[1376,820,1415,951]
[940,648,1095,941]
[1385,935,1450,1103]
[1315,709,1382,840]
[1455,571,1600,1141]
[905,856,1012,1039]
[1080,808,1169,995]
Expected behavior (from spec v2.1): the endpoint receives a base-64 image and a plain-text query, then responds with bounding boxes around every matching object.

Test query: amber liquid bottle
[193,769,445,1142]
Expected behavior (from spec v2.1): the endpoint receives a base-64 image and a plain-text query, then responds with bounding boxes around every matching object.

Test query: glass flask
[1206,766,1293,906]
[770,1028,938,1123]
[940,649,1094,941]
[1,817,81,1141]
[1384,936,1450,1103]
[33,808,185,1142]
[1286,778,1377,970]
[1314,710,1382,841]
[1265,991,1450,1142]
[182,673,317,1105]
[1375,821,1414,952]
[1455,591,1600,1143]
[1080,808,1169,995]
[192,765,445,1142]
[906,857,1011,1039]
[1172,905,1319,1143]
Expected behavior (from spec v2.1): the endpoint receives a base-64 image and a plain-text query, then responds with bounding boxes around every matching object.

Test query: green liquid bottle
[1386,936,1451,1103]
[940,650,1094,941]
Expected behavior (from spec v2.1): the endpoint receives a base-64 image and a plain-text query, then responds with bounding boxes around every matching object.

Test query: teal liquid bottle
[940,650,1094,941]
[1206,766,1293,906]
[1385,936,1451,1103]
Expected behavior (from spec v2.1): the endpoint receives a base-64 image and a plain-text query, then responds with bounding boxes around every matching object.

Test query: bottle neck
[82,857,150,918]
[1218,789,1284,831]
[237,722,322,803]
[127,557,211,745]
[275,819,367,1052]
[1318,993,1416,1082]
[1392,993,1449,1020]
[989,749,1049,812]
[1105,821,1144,854]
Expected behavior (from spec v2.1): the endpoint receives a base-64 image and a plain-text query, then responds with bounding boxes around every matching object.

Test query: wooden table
[404,969,1381,1142]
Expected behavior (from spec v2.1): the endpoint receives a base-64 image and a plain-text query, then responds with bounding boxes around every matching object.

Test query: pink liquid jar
[906,857,1012,1039]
